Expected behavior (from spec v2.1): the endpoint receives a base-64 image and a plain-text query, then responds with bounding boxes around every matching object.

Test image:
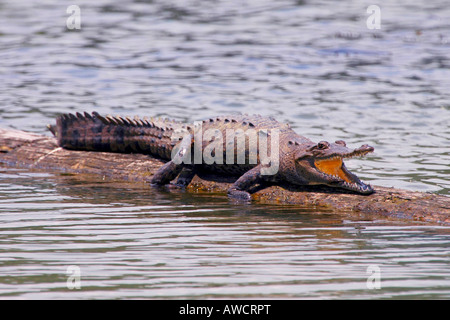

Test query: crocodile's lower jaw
[337,179,374,194]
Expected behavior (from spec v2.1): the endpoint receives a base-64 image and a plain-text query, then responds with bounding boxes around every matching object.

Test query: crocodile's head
[294,140,374,194]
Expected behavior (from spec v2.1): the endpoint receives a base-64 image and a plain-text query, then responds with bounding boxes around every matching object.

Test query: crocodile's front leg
[227,165,266,201]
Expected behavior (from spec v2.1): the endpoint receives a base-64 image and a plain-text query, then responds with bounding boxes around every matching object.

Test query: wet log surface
[0,128,448,225]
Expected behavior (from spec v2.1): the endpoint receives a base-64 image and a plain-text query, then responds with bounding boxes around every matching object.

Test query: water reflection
[0,169,448,299]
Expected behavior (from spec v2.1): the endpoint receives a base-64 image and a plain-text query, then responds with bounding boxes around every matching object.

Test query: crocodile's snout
[312,141,374,194]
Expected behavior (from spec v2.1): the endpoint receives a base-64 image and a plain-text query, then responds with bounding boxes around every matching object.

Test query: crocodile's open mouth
[314,146,374,194]
[315,157,350,182]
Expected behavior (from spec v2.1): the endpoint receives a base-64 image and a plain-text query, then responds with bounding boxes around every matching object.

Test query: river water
[0,0,449,299]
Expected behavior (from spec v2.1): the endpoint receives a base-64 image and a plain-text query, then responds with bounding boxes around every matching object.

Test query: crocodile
[48,111,375,199]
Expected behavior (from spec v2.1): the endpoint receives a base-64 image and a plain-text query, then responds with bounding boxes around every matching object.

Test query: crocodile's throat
[314,157,351,183]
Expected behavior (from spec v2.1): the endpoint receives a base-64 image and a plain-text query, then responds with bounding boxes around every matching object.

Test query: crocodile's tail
[48,111,184,160]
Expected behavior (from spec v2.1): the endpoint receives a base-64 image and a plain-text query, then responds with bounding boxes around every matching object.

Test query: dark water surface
[0,0,449,299]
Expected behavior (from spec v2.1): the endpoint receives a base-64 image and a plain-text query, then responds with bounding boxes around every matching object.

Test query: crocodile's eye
[317,141,329,150]
[335,140,346,147]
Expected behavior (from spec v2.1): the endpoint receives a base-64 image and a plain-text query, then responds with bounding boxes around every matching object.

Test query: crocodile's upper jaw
[312,144,374,194]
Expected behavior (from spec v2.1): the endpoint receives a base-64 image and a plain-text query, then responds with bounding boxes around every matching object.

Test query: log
[0,128,448,225]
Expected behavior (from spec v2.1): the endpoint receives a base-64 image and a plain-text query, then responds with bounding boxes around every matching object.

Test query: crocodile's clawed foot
[175,177,192,188]
[149,182,187,194]
[169,182,188,189]
[227,188,252,202]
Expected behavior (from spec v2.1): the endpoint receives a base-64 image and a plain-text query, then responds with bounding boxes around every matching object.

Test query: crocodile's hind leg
[175,166,197,187]
[227,165,267,201]
[150,133,193,185]
[151,160,185,185]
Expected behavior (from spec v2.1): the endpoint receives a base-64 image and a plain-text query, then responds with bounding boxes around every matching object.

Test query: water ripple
[0,0,449,298]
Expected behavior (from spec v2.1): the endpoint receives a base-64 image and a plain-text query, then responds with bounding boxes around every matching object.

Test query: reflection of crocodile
[49,112,374,200]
